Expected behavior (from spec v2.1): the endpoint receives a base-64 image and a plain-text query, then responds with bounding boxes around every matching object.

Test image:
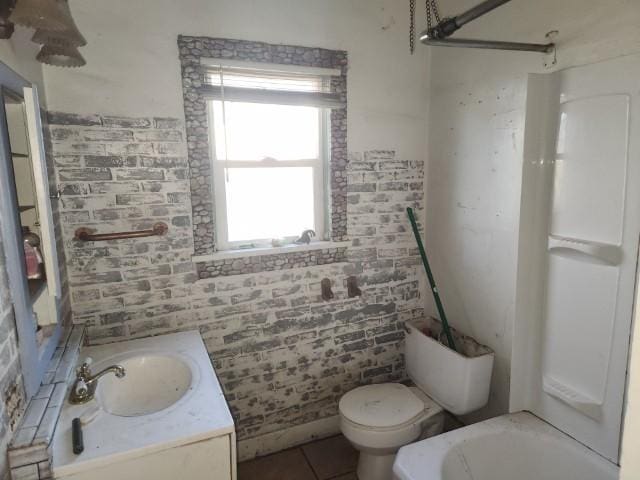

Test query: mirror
[3,90,56,342]
[0,61,62,398]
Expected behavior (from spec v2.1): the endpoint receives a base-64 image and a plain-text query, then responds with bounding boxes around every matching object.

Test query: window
[204,62,342,251]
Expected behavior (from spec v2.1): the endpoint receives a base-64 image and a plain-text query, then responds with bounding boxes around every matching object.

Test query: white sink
[96,354,193,417]
[53,332,234,480]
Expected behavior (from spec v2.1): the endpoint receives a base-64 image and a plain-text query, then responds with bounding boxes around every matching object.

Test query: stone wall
[178,36,348,256]
[49,113,427,443]
[196,247,349,279]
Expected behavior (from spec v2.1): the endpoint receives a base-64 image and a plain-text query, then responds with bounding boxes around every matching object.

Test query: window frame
[208,92,331,251]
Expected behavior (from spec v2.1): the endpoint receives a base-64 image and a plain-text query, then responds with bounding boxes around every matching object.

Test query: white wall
[423,0,640,421]
[0,28,46,103]
[622,275,640,477]
[43,0,429,161]
[12,0,640,451]
[36,0,434,446]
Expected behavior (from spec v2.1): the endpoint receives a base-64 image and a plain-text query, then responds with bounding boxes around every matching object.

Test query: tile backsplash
[8,325,84,480]
[0,235,26,480]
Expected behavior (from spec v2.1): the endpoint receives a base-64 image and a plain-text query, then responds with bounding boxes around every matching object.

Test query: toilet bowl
[339,318,494,480]
[339,383,444,480]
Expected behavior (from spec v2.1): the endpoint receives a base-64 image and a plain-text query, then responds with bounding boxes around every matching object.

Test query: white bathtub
[393,412,618,480]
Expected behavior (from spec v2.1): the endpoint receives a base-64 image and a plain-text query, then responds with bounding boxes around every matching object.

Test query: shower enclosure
[512,53,640,463]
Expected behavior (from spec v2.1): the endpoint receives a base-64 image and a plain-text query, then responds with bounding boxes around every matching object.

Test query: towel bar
[74,222,168,242]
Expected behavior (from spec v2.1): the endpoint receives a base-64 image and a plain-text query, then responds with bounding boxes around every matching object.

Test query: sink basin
[96,354,193,417]
[52,331,234,480]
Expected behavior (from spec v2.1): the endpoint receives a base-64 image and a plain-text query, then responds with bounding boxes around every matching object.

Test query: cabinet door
[61,436,233,480]
[24,86,61,307]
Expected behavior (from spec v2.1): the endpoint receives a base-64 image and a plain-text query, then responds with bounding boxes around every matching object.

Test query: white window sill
[192,240,351,263]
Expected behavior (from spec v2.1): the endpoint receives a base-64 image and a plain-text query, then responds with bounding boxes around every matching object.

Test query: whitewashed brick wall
[0,222,26,480]
[49,113,427,441]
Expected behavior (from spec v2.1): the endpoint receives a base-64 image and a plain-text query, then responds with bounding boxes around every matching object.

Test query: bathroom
[0,0,639,479]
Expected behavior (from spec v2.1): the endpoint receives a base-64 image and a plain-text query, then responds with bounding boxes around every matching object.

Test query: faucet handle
[76,357,93,377]
[74,379,89,397]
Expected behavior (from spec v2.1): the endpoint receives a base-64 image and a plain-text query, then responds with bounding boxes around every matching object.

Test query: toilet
[339,383,444,480]
[338,319,494,480]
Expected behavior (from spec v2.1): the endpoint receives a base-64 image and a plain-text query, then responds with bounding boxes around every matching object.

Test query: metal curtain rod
[420,0,555,53]
[423,37,552,53]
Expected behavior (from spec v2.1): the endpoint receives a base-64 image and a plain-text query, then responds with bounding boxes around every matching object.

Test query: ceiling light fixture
[32,0,86,48]
[9,0,68,31]
[0,1,15,39]
[36,43,85,67]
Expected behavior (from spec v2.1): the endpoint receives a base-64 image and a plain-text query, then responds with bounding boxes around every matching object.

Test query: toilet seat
[339,383,428,431]
[339,383,446,480]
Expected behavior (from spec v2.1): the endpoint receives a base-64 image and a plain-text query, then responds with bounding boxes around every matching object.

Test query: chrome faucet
[69,358,126,405]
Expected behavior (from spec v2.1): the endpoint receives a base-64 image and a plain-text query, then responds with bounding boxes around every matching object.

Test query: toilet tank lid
[339,383,425,428]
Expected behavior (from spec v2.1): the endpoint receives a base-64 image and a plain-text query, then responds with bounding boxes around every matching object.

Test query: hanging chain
[409,0,416,54]
[411,0,442,54]
[432,0,441,23]
[426,0,441,30]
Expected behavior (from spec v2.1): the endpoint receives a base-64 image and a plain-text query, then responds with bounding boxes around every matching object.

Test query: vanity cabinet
[58,435,235,480]
[51,332,237,480]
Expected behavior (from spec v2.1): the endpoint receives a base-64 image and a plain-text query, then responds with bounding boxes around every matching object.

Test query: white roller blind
[201,63,345,109]
[206,67,328,93]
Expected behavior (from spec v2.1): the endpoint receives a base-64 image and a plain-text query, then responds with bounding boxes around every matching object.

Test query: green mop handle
[407,207,457,352]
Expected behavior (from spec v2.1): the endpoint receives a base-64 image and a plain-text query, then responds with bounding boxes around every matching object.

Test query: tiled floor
[239,435,358,480]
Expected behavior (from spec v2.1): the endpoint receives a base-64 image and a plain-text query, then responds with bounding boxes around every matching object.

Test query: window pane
[225,167,315,242]
[212,101,319,161]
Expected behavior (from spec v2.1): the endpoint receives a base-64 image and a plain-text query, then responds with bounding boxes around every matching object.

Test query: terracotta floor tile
[331,474,358,480]
[238,448,317,480]
[302,435,358,480]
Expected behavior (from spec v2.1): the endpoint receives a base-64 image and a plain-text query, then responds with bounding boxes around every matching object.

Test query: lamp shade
[32,0,86,47]
[9,0,68,31]
[37,44,85,67]
[0,17,14,40]
[0,1,14,39]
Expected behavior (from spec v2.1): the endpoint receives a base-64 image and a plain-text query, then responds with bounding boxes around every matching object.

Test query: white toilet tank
[405,318,494,415]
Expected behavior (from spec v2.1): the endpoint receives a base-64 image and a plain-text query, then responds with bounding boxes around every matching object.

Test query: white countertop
[52,331,235,477]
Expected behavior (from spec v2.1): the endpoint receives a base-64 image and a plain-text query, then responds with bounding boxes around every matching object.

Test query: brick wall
[42,113,72,329]
[49,113,427,442]
[0,224,27,480]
